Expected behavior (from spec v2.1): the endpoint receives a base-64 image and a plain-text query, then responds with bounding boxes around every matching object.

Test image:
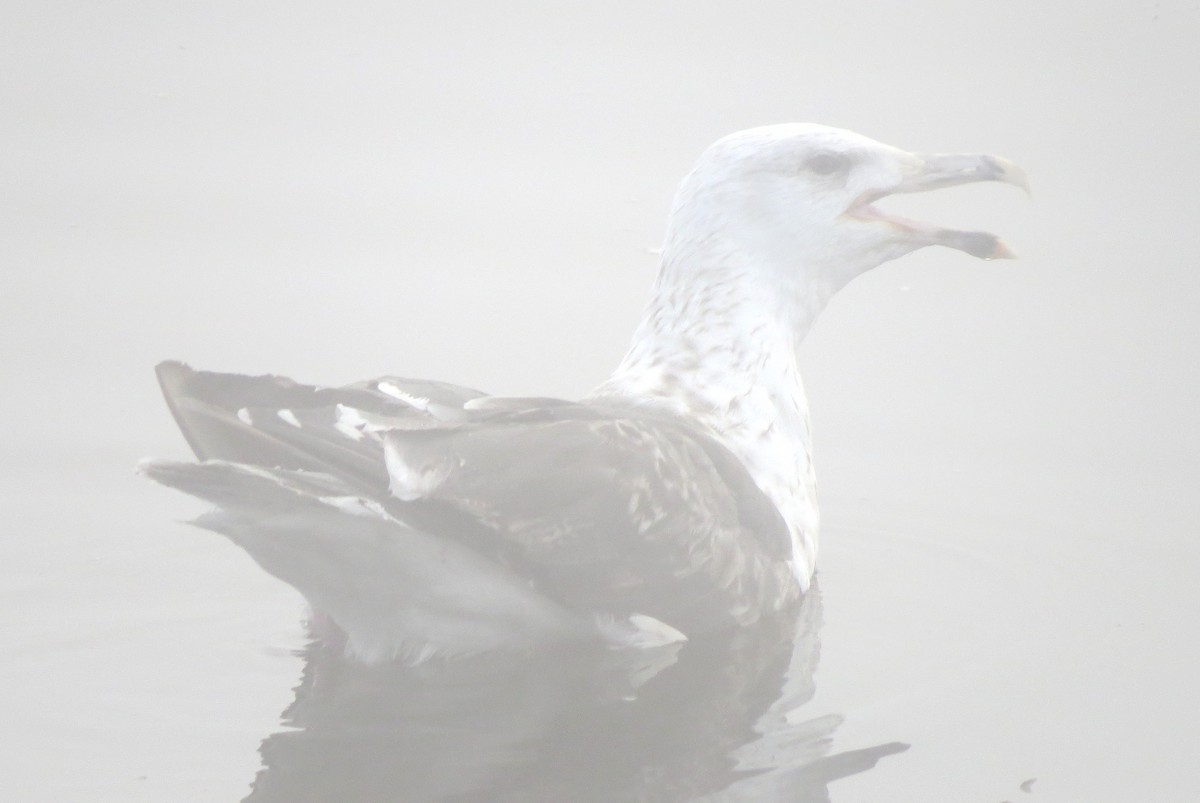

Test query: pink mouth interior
[845,198,932,235]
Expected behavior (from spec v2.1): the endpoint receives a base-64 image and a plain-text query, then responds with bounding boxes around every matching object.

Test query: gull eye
[805,151,849,176]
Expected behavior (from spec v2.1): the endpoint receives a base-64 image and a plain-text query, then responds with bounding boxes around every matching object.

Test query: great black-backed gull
[141,124,1025,663]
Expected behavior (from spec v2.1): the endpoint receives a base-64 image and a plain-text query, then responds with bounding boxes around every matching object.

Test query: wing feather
[148,362,800,647]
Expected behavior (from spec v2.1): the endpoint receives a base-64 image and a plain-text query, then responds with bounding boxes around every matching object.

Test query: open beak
[846,153,1028,260]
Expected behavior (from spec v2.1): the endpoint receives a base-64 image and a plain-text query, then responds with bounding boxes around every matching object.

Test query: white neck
[592,236,845,587]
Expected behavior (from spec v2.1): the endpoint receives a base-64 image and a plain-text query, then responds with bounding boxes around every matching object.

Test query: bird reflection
[245,582,906,802]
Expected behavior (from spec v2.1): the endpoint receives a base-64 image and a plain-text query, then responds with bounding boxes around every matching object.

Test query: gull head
[664,123,1027,302]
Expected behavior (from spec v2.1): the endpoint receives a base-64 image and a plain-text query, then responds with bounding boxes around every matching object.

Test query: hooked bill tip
[988,155,1031,197]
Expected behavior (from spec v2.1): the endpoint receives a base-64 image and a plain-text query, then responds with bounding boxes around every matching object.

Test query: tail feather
[138,458,354,509]
[140,458,587,662]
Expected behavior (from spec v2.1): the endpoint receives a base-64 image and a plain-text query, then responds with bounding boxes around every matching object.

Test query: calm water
[3,436,1196,801]
[4,1,1199,799]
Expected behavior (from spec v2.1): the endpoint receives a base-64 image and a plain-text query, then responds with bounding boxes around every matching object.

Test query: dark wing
[383,403,798,631]
[147,362,799,641]
[154,360,486,493]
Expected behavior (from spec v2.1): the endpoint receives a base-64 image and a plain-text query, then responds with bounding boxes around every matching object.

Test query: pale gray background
[2,1,1198,801]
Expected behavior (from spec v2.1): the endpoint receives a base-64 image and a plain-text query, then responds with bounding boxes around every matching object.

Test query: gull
[142,124,1025,663]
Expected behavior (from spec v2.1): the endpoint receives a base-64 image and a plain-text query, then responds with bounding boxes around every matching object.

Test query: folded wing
[143,362,799,661]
